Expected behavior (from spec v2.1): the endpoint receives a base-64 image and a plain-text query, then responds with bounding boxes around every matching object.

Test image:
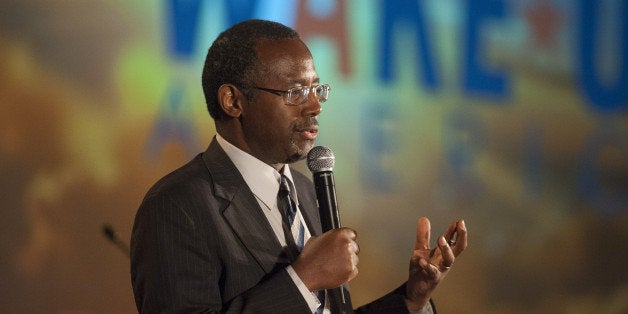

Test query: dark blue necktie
[278,175,325,312]
[278,175,304,251]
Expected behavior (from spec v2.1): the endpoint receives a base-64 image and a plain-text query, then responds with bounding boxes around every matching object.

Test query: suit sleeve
[130,192,311,313]
[354,283,436,314]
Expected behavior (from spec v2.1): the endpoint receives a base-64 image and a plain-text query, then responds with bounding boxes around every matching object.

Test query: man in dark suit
[131,19,467,313]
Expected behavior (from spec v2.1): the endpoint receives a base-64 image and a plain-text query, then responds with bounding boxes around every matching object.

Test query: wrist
[405,297,429,312]
[291,262,312,291]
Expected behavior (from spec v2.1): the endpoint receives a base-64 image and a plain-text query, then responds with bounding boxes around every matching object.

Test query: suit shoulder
[142,154,212,201]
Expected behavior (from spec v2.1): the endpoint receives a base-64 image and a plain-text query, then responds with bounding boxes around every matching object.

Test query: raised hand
[405,217,468,310]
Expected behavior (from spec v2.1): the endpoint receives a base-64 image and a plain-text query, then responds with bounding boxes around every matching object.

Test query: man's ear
[218,84,243,118]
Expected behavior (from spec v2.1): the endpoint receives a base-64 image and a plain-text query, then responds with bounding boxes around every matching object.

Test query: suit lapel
[202,139,291,274]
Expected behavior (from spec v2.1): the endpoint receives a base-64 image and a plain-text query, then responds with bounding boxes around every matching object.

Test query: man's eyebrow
[287,77,320,85]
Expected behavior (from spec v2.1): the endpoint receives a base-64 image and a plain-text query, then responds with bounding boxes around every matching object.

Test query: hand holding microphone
[292,146,354,312]
[292,227,359,291]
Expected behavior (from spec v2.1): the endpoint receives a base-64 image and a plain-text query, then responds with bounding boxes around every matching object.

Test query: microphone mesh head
[307,146,335,172]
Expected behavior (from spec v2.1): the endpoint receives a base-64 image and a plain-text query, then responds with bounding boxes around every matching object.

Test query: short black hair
[201,19,300,120]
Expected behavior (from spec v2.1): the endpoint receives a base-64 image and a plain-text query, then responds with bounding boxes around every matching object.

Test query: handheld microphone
[307,146,350,313]
[307,146,341,231]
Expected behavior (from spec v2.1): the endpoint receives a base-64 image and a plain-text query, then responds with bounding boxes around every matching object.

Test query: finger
[348,240,360,254]
[340,227,357,240]
[452,220,468,256]
[414,217,431,251]
[351,252,359,268]
[443,220,458,244]
[349,254,360,281]
[349,264,359,281]
[437,236,455,270]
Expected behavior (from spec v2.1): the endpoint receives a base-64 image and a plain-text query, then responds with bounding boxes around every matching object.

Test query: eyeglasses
[251,84,330,106]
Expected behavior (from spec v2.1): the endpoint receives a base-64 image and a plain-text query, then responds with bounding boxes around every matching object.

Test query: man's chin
[285,142,314,164]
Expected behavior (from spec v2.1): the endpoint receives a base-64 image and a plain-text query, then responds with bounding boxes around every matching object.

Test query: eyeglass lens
[288,85,329,105]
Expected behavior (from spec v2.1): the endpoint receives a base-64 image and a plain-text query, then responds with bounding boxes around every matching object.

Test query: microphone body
[307,146,351,313]
[312,170,341,231]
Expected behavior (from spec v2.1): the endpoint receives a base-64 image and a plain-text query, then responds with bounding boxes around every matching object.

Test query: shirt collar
[215,134,296,210]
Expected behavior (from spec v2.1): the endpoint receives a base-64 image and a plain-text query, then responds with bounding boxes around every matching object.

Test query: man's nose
[301,88,322,117]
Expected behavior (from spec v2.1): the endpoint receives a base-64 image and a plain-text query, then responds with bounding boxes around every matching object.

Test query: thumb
[414,217,431,251]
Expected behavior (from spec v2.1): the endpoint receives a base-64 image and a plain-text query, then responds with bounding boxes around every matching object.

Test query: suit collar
[201,138,293,272]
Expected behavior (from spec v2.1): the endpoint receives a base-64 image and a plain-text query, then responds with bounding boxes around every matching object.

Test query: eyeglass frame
[249,84,331,106]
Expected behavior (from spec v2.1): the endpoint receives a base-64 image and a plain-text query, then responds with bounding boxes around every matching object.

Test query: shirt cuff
[409,301,434,314]
[286,265,321,313]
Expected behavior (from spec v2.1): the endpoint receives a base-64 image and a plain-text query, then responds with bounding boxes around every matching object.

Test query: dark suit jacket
[131,138,429,313]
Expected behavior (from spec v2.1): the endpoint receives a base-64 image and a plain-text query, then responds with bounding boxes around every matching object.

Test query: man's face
[240,38,322,167]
